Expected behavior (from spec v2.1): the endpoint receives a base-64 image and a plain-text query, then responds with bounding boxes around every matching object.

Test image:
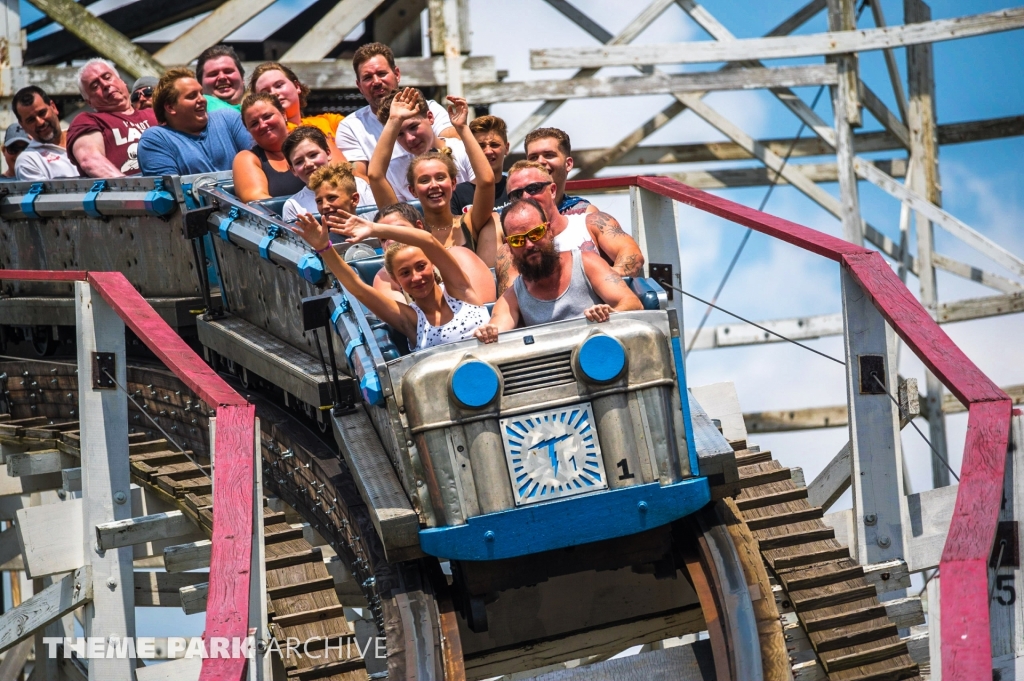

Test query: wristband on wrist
[314,243,333,254]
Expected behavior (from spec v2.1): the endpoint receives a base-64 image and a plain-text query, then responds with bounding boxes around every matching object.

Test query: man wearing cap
[67,58,157,177]
[130,77,157,111]
[2,124,29,178]
[11,86,79,181]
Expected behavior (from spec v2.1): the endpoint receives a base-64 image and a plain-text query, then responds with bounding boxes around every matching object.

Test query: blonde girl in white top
[294,210,490,351]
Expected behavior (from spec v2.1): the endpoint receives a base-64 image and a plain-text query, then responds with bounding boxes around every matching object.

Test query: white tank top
[552,213,593,252]
[411,288,489,350]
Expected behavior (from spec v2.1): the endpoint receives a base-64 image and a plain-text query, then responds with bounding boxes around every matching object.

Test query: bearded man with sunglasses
[495,161,644,294]
[474,197,641,343]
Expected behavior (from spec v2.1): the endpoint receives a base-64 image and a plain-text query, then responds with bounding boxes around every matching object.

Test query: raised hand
[583,304,613,323]
[325,211,375,243]
[473,324,500,344]
[294,213,330,252]
[446,95,469,128]
[389,87,421,122]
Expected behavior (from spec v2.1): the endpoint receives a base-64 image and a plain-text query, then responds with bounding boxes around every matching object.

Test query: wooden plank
[0,566,91,649]
[133,570,209,607]
[506,0,678,146]
[136,656,203,681]
[0,466,63,495]
[828,0,863,244]
[6,449,75,477]
[95,510,198,551]
[153,0,277,65]
[534,114,1024,169]
[62,467,81,493]
[197,402,255,681]
[937,292,1024,323]
[271,604,347,629]
[841,267,908,567]
[24,0,161,77]
[631,186,684,324]
[902,482,958,572]
[690,382,747,442]
[530,7,1024,68]
[179,581,208,615]
[931,253,1024,295]
[466,64,839,103]
[808,443,851,511]
[281,0,383,62]
[76,278,137,680]
[87,273,248,410]
[859,81,910,148]
[868,0,909,125]
[669,158,907,190]
[15,498,83,578]
[163,539,212,573]
[266,576,334,600]
[853,157,1024,280]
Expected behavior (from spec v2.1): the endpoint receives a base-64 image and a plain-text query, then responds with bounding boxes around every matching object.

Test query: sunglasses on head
[505,222,549,248]
[507,180,552,202]
[130,87,153,103]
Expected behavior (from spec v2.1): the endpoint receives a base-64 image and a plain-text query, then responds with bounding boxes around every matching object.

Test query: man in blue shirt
[138,68,252,176]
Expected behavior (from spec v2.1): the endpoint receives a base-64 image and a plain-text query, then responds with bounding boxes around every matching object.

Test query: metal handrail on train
[566,174,1011,681]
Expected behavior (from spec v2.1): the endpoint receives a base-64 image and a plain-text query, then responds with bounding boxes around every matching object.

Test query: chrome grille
[499,352,575,395]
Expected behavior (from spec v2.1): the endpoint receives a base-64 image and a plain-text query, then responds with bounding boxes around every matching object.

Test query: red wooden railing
[567,175,1012,680]
[0,270,254,681]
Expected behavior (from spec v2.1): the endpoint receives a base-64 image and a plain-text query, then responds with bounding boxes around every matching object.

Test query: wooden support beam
[859,80,910,148]
[572,0,825,178]
[133,571,209,607]
[830,0,862,243]
[281,0,383,62]
[95,510,198,551]
[153,0,278,66]
[0,567,91,652]
[807,443,852,511]
[936,291,1024,323]
[868,0,910,125]
[530,7,1024,68]
[931,253,1024,295]
[506,0,678,147]
[15,498,84,578]
[76,279,136,679]
[6,449,75,477]
[62,467,81,493]
[670,157,906,190]
[163,539,212,573]
[512,114,1024,168]
[180,582,209,615]
[24,0,162,78]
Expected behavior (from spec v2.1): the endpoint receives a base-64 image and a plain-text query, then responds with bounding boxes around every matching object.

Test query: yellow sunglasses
[505,223,549,248]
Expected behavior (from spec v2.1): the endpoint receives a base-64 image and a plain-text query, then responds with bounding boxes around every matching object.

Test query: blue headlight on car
[577,335,626,383]
[451,361,500,408]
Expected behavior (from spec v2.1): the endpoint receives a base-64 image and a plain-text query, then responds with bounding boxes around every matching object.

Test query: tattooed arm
[585,211,645,277]
[494,243,520,296]
[582,251,642,312]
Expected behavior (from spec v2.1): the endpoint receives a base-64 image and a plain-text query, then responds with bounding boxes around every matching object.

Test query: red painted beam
[568,175,1012,679]
[198,402,256,681]
[0,269,87,281]
[87,272,246,408]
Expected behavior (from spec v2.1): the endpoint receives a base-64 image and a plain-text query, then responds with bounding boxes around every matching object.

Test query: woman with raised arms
[367,89,501,268]
[293,210,491,351]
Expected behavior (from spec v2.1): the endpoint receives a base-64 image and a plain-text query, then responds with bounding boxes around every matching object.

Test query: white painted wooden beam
[466,64,839,103]
[281,0,383,62]
[95,510,198,551]
[163,540,212,573]
[153,0,278,66]
[530,7,1024,68]
[135,656,203,681]
[62,467,81,493]
[6,449,76,477]
[179,582,208,615]
[0,566,91,652]
[15,498,84,578]
[133,571,209,607]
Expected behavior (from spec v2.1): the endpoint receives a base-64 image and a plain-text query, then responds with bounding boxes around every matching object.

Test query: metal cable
[663,281,846,366]
[684,85,828,357]
[101,368,209,480]
[870,373,959,482]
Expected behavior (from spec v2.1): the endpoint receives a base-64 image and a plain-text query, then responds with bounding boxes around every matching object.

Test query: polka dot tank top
[411,288,489,351]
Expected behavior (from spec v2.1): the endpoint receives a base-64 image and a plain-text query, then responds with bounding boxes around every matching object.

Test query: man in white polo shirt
[335,42,456,184]
[12,86,79,181]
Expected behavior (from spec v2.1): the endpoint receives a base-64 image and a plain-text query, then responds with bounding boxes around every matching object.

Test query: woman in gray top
[474,198,641,344]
